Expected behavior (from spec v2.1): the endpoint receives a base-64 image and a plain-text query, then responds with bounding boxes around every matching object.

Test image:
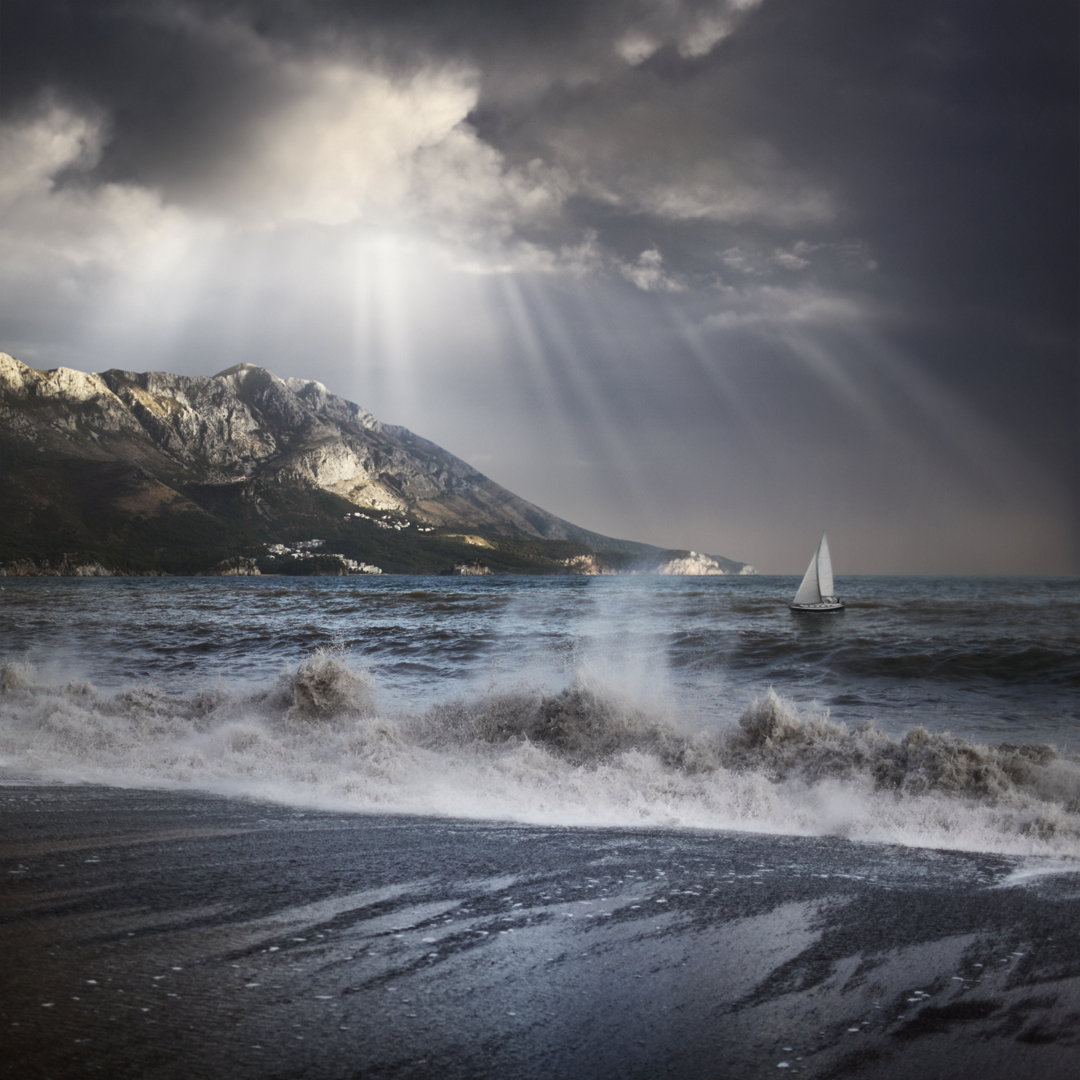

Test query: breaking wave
[2,652,1079,859]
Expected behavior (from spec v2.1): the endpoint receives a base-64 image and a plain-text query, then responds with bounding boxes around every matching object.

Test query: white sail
[791,532,839,609]
[794,552,816,604]
[816,533,835,599]
[792,545,822,606]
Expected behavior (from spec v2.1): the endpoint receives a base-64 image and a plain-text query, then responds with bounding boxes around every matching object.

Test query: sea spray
[728,689,1075,813]
[420,680,706,769]
[269,646,378,724]
[2,656,1079,858]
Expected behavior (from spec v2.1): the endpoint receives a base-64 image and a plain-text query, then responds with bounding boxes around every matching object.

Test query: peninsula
[0,354,751,577]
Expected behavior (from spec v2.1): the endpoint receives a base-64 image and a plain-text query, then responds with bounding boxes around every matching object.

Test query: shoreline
[2,784,1079,1079]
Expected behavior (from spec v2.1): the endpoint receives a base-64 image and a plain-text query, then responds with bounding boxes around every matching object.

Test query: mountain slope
[0,353,750,576]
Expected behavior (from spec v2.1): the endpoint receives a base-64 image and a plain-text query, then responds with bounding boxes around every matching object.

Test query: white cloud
[221,61,482,227]
[619,248,685,292]
[0,99,100,202]
[411,131,570,251]
[677,13,737,58]
[772,245,811,271]
[720,239,877,279]
[615,30,662,65]
[0,72,571,304]
[640,176,831,227]
[704,284,865,330]
[615,0,765,65]
[720,247,756,274]
[557,230,608,277]
[143,36,571,268]
[0,99,196,279]
[111,4,568,249]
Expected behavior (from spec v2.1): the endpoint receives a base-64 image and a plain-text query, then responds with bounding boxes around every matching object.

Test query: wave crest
[267,648,377,724]
[727,690,1072,809]
[2,658,1079,858]
[0,661,35,693]
[423,682,697,765]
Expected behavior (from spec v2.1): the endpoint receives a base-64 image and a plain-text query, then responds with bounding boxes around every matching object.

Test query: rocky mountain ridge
[0,353,752,576]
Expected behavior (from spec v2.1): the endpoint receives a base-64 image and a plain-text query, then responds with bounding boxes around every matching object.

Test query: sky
[1,0,1077,574]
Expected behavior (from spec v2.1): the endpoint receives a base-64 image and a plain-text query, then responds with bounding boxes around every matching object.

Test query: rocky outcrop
[199,556,262,576]
[0,556,121,577]
[657,552,729,575]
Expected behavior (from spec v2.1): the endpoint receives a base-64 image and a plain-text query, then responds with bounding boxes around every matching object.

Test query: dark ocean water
[1,574,1078,857]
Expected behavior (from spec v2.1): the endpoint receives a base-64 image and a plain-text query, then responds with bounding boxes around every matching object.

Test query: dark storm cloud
[3,1,777,216]
[7,0,1072,304]
[688,1,1079,518]
[731,2,1077,317]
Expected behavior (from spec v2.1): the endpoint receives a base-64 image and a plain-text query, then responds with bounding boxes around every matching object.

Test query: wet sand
[1,785,1078,1079]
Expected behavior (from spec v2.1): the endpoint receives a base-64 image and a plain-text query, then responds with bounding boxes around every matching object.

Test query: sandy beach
[2,784,1078,1079]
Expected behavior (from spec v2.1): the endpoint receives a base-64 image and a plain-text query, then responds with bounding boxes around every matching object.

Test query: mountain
[0,353,751,576]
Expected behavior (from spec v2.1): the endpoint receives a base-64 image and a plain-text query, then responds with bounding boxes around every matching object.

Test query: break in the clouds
[1,0,1077,572]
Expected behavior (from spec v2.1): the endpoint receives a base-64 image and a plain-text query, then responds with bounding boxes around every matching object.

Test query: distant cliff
[0,353,751,576]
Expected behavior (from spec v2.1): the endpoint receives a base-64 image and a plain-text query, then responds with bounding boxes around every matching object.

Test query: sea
[1,573,1078,860]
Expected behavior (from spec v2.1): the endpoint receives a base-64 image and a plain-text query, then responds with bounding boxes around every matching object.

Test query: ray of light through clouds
[1,0,1076,572]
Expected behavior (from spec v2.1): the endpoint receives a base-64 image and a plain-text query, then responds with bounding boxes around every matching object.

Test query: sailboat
[790,532,844,612]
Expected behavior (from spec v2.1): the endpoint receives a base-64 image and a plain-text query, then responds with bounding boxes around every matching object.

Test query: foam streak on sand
[2,654,1078,859]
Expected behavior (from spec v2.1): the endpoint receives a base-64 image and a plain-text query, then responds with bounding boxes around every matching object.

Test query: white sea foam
[1,654,1078,859]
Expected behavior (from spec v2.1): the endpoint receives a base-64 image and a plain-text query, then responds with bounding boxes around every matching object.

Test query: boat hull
[789,600,845,613]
